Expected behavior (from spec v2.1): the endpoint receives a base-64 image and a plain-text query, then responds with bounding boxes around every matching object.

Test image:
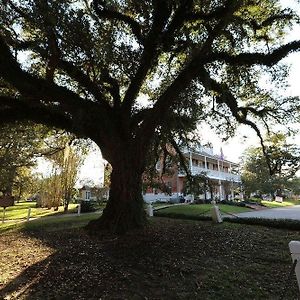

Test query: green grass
[0,211,101,233]
[0,201,78,221]
[155,204,251,217]
[262,199,300,208]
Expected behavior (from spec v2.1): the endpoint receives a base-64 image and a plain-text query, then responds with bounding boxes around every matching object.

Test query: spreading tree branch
[100,68,121,108]
[210,41,300,66]
[92,0,144,44]
[139,1,241,143]
[197,66,275,175]
[0,36,103,114]
[121,1,172,114]
[0,95,75,133]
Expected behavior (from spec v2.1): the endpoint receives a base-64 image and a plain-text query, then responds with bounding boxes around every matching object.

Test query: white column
[189,151,193,174]
[204,156,207,169]
[218,160,222,201]
[176,164,179,197]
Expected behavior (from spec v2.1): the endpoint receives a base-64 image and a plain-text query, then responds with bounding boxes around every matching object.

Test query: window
[85,191,91,200]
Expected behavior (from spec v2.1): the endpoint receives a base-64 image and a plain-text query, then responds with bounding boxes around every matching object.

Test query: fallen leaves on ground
[0,218,299,299]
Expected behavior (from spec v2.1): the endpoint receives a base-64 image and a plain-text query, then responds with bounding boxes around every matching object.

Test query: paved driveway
[235,205,300,220]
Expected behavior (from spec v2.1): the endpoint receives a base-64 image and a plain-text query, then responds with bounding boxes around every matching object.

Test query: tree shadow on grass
[0,219,299,299]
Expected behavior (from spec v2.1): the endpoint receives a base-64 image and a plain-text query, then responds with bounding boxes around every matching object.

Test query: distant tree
[39,169,62,209]
[13,167,35,202]
[241,134,300,197]
[1,1,300,233]
[61,145,84,211]
[0,122,53,196]
[287,177,300,197]
[44,138,86,211]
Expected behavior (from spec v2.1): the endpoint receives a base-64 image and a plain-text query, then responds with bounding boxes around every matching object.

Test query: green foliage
[182,173,208,196]
[51,143,85,210]
[155,204,251,217]
[79,200,97,213]
[287,177,300,195]
[241,134,300,197]
[0,121,55,197]
[225,217,300,231]
[0,201,78,221]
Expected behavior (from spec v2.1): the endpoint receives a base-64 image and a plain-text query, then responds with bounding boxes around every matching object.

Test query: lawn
[0,217,299,299]
[155,203,252,217]
[0,201,78,222]
[0,211,101,233]
[262,199,300,208]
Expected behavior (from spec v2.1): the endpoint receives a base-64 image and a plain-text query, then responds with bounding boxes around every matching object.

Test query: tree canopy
[0,121,55,196]
[1,0,300,233]
[241,134,300,197]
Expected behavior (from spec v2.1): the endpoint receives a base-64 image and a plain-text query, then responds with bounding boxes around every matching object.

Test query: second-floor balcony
[179,166,241,183]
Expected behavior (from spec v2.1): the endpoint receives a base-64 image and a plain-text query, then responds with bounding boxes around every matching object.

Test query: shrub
[247,198,262,205]
[154,210,212,221]
[79,200,97,213]
[220,200,246,207]
[155,211,300,231]
[224,217,300,230]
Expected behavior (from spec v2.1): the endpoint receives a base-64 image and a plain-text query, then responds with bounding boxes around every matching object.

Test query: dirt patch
[0,218,299,299]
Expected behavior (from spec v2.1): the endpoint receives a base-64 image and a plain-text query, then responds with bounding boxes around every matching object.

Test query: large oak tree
[0,0,300,233]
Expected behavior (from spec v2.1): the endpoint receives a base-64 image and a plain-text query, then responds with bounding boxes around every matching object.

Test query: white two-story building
[144,144,242,202]
[179,145,241,200]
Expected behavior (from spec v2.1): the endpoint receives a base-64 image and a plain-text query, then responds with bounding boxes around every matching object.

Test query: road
[235,205,300,220]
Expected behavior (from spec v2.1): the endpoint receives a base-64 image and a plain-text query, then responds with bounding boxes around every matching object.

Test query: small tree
[242,134,300,198]
[45,139,86,211]
[182,173,208,201]
[61,144,84,211]
[39,169,62,209]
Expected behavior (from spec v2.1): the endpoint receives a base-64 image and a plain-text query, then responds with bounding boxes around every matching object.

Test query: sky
[77,146,104,187]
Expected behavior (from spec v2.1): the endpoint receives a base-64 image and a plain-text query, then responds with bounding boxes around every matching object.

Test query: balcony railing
[179,166,241,182]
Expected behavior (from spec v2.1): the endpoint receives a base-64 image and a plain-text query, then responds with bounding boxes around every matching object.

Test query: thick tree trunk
[86,150,147,234]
